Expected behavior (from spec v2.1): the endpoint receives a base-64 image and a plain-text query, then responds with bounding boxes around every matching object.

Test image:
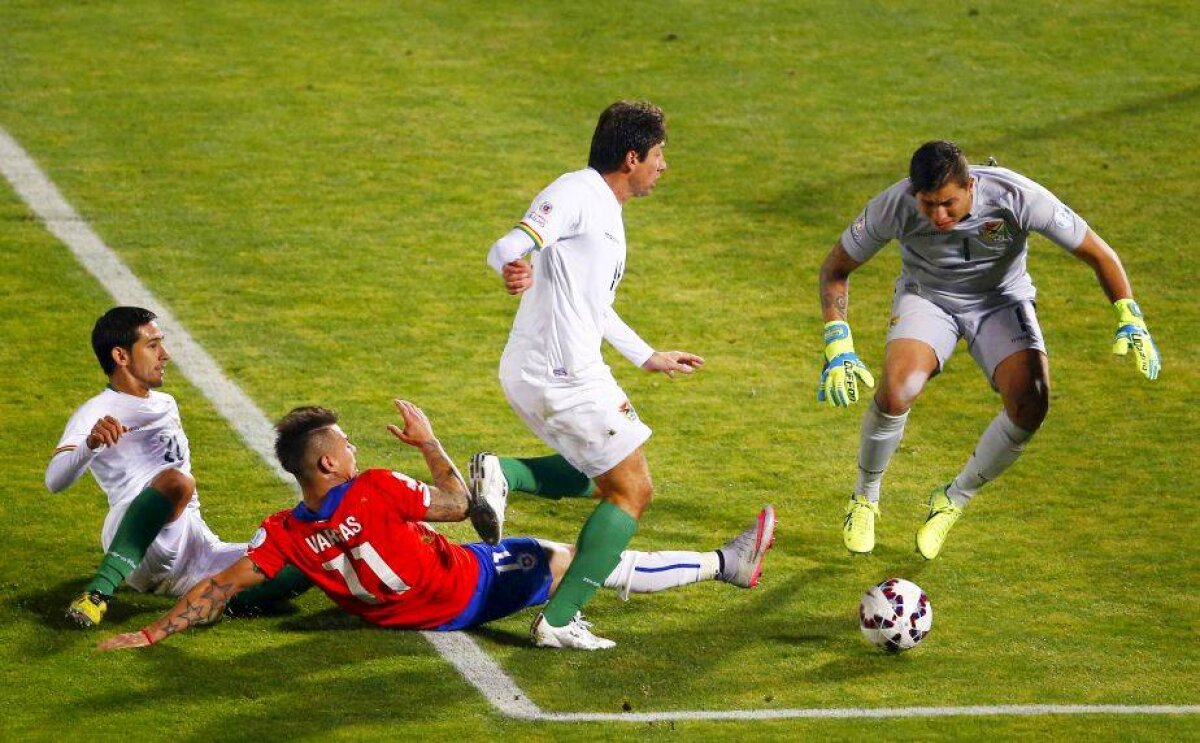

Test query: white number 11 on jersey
[321,542,410,604]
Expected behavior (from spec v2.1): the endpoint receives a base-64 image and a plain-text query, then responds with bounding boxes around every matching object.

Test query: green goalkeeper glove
[817,321,875,407]
[1111,298,1160,380]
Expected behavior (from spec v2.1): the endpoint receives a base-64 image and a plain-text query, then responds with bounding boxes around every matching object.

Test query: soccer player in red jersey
[98,400,775,650]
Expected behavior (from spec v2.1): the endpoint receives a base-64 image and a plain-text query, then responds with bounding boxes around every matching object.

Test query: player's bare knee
[151,468,195,506]
[635,480,654,512]
[608,483,652,519]
[875,383,918,416]
[1003,376,1049,431]
[1014,385,1049,431]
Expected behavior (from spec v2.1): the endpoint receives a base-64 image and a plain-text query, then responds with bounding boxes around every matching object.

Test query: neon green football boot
[66,591,109,628]
[842,493,879,554]
[916,486,963,560]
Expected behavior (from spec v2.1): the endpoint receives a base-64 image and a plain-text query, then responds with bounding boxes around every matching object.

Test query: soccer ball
[859,578,932,652]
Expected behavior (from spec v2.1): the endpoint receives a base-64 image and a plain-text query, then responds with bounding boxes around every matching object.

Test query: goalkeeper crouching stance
[816,141,1160,559]
[99,400,774,651]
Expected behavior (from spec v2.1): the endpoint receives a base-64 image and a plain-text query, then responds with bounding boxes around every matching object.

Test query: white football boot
[468,452,508,546]
[718,504,777,588]
[530,612,616,650]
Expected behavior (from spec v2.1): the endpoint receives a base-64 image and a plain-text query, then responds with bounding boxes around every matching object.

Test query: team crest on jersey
[618,400,639,422]
[518,552,538,571]
[249,527,267,549]
[539,201,553,215]
[980,219,1012,244]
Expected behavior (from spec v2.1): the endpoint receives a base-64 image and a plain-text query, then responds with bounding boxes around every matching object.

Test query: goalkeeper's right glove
[1111,298,1161,380]
[817,321,875,407]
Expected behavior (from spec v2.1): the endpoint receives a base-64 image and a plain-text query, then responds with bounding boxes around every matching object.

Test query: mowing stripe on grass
[3,125,1196,723]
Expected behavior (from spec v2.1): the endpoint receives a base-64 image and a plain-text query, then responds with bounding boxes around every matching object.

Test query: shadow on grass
[3,577,169,632]
[66,630,458,740]
[469,624,529,649]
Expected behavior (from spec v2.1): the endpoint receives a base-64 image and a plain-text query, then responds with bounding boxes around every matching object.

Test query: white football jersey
[501,167,653,382]
[53,387,196,546]
[841,166,1090,313]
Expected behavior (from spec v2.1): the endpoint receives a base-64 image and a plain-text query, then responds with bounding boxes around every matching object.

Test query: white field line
[4,125,1196,723]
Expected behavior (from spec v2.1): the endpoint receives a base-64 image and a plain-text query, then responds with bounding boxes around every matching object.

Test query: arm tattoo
[821,289,849,321]
[159,578,237,638]
[419,442,470,519]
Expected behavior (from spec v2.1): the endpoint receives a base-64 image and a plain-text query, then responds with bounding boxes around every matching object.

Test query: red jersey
[246,468,479,630]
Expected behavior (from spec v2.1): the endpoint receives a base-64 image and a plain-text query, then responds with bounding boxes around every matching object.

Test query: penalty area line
[4,125,1196,724]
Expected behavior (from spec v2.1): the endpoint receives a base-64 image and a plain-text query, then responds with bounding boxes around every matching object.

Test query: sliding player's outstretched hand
[642,350,705,379]
[817,321,875,407]
[387,399,436,448]
[97,631,150,651]
[1111,299,1160,380]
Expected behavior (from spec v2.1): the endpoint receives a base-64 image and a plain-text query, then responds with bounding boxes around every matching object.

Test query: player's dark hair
[275,406,340,480]
[909,140,971,194]
[588,100,667,174]
[92,306,157,376]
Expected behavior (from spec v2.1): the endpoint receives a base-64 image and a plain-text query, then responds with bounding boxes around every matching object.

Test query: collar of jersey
[584,167,621,210]
[292,478,354,522]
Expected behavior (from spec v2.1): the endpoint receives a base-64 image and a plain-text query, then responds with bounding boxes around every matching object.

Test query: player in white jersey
[48,307,309,626]
[481,101,717,649]
[816,141,1160,559]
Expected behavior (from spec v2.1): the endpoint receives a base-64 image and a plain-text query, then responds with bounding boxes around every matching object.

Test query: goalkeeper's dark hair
[92,306,158,376]
[909,140,971,194]
[275,406,340,480]
[588,100,667,174]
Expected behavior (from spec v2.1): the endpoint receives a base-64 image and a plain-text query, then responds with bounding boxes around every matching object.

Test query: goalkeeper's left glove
[1111,298,1161,380]
[817,321,875,407]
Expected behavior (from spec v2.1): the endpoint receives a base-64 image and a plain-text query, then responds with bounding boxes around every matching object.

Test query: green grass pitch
[1,1,1196,738]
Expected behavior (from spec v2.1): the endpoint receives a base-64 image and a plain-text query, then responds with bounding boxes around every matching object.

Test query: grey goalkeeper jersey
[840,166,1089,312]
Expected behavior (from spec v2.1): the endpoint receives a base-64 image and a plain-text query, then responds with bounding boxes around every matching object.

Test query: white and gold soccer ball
[859,578,932,652]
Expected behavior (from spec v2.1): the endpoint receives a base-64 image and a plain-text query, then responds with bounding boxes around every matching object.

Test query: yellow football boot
[842,493,879,554]
[66,591,109,628]
[916,487,964,560]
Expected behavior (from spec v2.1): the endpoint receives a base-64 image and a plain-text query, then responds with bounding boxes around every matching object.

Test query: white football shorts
[501,369,652,479]
[887,287,1046,384]
[124,501,246,596]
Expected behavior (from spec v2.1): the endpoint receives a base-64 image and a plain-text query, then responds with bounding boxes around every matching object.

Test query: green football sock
[499,454,595,499]
[85,487,174,595]
[227,566,313,616]
[542,500,637,627]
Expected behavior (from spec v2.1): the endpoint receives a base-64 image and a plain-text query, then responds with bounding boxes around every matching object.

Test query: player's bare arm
[386,399,470,521]
[641,350,705,379]
[819,240,864,322]
[1071,229,1160,379]
[1071,230,1134,302]
[96,557,266,650]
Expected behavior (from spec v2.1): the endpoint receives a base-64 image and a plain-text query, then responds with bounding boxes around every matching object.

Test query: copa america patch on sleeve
[851,214,867,244]
[248,527,267,549]
[1053,204,1074,229]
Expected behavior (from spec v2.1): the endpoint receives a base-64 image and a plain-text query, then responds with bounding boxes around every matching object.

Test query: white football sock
[856,399,910,503]
[603,550,720,600]
[947,410,1035,506]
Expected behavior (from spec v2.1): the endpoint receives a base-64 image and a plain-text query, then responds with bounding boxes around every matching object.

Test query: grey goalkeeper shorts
[886,286,1046,385]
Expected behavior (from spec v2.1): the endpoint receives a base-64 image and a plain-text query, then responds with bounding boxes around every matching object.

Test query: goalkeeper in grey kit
[816,140,1161,559]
